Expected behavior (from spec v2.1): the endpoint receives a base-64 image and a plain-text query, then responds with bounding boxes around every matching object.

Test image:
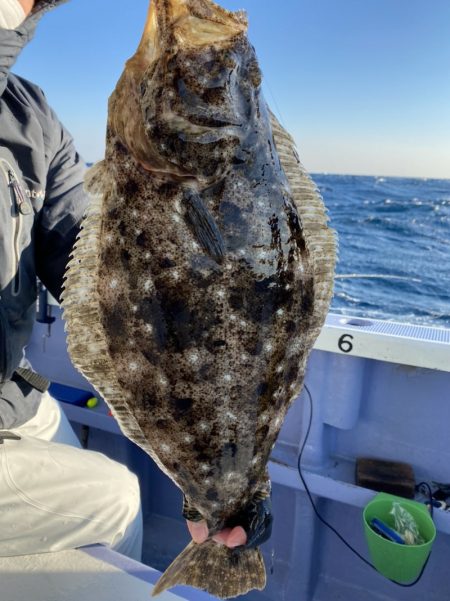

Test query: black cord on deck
[297,384,431,587]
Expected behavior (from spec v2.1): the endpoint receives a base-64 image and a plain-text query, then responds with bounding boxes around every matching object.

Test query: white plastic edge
[315,313,450,372]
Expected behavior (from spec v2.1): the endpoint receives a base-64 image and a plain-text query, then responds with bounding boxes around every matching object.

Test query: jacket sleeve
[34,101,89,303]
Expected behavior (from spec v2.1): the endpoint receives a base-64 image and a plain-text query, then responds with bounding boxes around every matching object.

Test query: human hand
[186,520,247,548]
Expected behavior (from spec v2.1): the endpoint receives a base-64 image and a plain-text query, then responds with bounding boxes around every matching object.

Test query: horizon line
[84,161,450,183]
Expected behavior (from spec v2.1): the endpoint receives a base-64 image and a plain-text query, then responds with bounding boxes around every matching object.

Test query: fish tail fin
[152,540,266,599]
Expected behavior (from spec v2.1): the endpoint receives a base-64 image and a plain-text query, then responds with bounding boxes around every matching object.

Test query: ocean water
[312,174,450,329]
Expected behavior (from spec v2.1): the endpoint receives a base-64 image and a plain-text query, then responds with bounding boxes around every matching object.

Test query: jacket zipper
[0,160,31,297]
[0,303,6,381]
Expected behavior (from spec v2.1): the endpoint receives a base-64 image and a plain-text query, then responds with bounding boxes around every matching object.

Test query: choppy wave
[313,174,450,328]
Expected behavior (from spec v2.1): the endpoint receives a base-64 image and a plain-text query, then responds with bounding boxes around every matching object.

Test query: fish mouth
[137,0,248,64]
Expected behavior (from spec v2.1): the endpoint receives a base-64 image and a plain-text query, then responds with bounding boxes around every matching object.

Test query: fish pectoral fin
[152,540,266,599]
[182,189,225,263]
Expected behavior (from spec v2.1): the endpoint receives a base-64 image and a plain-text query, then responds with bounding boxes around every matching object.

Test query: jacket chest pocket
[0,158,33,298]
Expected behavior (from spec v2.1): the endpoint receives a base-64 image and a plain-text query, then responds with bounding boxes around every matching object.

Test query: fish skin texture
[62,0,336,597]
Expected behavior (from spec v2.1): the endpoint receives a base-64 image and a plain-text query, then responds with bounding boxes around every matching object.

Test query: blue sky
[14,0,450,178]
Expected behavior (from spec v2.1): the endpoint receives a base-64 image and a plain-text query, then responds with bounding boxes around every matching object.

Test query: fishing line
[262,79,286,129]
[297,384,432,587]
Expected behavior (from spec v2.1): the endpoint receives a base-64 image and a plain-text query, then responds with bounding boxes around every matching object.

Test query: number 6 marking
[338,334,354,353]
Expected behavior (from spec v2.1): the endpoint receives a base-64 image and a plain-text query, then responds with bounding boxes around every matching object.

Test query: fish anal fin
[152,540,266,599]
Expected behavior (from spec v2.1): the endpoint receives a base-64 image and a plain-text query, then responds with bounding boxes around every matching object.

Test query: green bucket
[363,492,436,583]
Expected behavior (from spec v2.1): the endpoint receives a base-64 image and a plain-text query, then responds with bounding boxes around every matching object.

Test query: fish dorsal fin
[84,160,109,197]
[269,111,337,334]
[61,169,157,461]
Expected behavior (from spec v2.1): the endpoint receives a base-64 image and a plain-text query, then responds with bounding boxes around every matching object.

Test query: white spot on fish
[211,502,220,510]
[172,271,180,281]
[225,411,237,421]
[241,353,248,362]
[199,422,209,432]
[109,279,119,289]
[251,455,260,466]
[144,279,153,292]
[277,309,284,317]
[161,444,171,453]
[159,377,168,386]
[226,263,233,271]
[132,305,138,313]
[229,314,237,322]
[132,209,138,218]
[145,324,153,333]
[192,241,200,251]
[239,320,247,328]
[260,413,269,424]
[201,464,210,473]
[285,284,291,291]
[223,374,232,382]
[135,228,142,236]
[183,434,194,444]
[172,214,181,223]
[291,341,302,353]
[145,252,151,260]
[128,362,138,371]
[276,364,284,373]
[264,342,273,353]
[238,249,246,256]
[204,479,211,486]
[188,351,199,364]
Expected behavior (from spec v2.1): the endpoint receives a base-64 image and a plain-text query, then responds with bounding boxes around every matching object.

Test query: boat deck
[0,545,215,601]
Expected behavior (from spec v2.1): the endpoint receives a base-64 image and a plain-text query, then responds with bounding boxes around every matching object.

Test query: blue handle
[371,518,405,544]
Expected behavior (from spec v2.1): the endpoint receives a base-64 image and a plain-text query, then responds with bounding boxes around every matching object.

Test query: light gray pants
[0,392,143,561]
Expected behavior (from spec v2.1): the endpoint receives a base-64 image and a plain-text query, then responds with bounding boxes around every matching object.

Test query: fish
[61,0,336,598]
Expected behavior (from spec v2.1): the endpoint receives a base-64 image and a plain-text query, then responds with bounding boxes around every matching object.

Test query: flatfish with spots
[62,0,336,598]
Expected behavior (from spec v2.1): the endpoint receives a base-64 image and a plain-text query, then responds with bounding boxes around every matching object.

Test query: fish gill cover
[62,0,336,597]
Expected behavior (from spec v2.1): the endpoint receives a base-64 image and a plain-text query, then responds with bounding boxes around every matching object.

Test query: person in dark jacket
[0,0,143,560]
